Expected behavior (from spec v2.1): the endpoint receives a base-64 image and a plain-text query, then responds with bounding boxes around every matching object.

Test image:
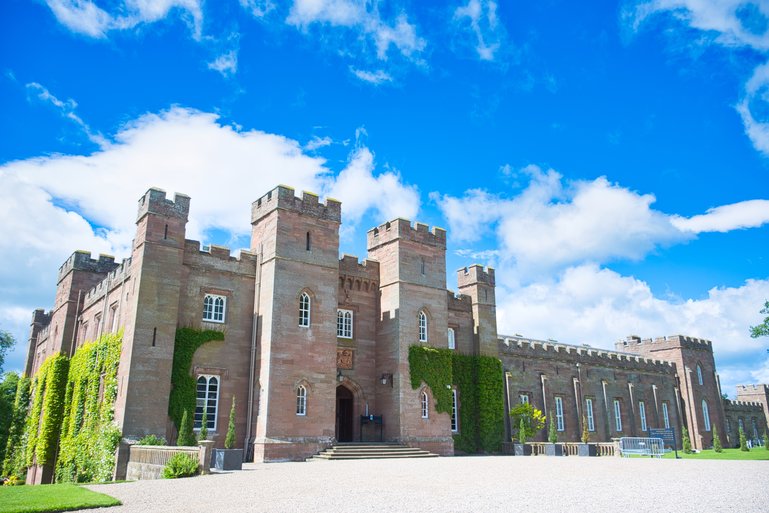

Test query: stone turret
[457,264,497,356]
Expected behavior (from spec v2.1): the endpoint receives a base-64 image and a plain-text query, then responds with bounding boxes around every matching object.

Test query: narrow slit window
[614,399,623,432]
[555,396,564,431]
[662,402,670,429]
[306,232,311,251]
[451,389,458,432]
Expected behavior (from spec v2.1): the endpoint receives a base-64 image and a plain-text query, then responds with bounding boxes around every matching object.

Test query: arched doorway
[336,385,354,442]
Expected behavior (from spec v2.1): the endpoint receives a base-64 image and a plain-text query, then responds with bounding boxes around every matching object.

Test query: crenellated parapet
[338,254,379,293]
[136,187,190,222]
[57,251,120,283]
[251,186,341,224]
[457,264,495,288]
[615,334,713,353]
[501,334,677,374]
[366,218,446,251]
[736,384,769,394]
[183,240,258,275]
[82,258,132,308]
[447,291,472,312]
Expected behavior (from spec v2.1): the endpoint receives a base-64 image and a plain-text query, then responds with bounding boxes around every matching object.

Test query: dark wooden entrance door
[336,385,354,442]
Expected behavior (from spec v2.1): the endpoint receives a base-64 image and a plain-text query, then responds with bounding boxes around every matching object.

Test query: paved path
[88,456,769,513]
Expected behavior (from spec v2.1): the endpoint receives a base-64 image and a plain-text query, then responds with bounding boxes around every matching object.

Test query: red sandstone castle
[26,186,768,474]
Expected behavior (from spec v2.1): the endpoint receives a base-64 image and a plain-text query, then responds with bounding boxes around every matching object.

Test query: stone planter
[214,449,243,471]
[513,443,532,456]
[577,443,597,456]
[543,443,564,456]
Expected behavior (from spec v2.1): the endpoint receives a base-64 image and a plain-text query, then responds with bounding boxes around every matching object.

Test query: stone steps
[308,443,439,461]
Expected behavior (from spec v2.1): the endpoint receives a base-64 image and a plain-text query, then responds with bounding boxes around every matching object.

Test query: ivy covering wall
[24,354,69,468]
[1,374,30,477]
[168,328,224,432]
[55,332,123,483]
[408,345,504,454]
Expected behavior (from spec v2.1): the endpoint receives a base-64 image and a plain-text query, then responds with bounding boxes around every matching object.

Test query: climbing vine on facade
[168,328,225,433]
[24,354,69,468]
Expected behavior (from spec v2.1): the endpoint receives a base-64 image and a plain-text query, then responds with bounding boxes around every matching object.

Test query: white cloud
[453,0,506,61]
[208,50,239,77]
[239,0,276,17]
[496,264,769,396]
[0,107,420,373]
[737,60,769,156]
[285,0,426,61]
[350,67,393,84]
[26,82,107,147]
[45,0,203,39]
[304,135,333,151]
[672,199,769,232]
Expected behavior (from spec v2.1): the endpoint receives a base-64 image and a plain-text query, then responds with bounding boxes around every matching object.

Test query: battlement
[457,264,495,288]
[251,186,341,224]
[57,251,120,283]
[447,290,472,311]
[724,399,763,408]
[83,258,132,306]
[615,334,713,352]
[31,308,52,327]
[339,254,380,280]
[500,334,677,372]
[183,241,258,274]
[136,187,190,222]
[366,218,447,251]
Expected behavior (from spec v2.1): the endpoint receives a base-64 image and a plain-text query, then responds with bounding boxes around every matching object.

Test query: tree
[177,409,197,447]
[547,410,558,443]
[682,427,692,453]
[0,372,20,465]
[750,300,769,339]
[199,409,208,440]
[224,397,237,449]
[0,331,15,375]
[510,403,545,444]
[581,415,590,444]
[739,425,749,452]
[712,425,722,453]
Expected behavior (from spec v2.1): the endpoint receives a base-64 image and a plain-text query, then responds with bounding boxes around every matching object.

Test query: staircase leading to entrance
[308,443,439,461]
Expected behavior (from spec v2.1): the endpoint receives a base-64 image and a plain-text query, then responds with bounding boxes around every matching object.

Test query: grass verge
[0,483,121,513]
[663,447,769,460]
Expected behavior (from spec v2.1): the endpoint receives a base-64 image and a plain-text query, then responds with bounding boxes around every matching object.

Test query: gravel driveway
[87,456,769,513]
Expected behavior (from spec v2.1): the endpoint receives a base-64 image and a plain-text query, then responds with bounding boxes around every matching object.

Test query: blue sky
[1,0,768,396]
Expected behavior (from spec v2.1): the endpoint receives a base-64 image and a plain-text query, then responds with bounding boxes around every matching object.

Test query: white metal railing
[619,437,664,458]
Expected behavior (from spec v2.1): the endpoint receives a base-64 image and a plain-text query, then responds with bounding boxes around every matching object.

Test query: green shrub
[739,426,749,452]
[682,427,692,453]
[547,411,558,443]
[713,425,722,452]
[224,398,236,449]
[509,403,545,444]
[177,410,196,447]
[581,415,589,444]
[162,453,199,479]
[199,409,208,441]
[2,475,23,486]
[138,435,167,446]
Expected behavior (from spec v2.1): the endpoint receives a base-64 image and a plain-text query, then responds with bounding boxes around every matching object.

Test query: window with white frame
[614,399,623,432]
[421,391,429,419]
[586,398,595,431]
[639,401,647,431]
[195,375,219,431]
[555,396,565,431]
[418,310,428,342]
[296,385,307,416]
[447,328,455,350]
[203,294,226,323]
[519,394,529,404]
[94,313,102,337]
[451,389,458,432]
[337,309,353,338]
[662,402,670,429]
[702,400,711,432]
[109,303,119,332]
[299,293,311,327]
[696,364,703,385]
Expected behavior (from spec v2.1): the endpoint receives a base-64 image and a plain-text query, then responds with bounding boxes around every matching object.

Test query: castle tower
[250,186,341,461]
[367,219,454,455]
[113,188,190,438]
[735,384,769,437]
[617,335,727,450]
[456,265,497,356]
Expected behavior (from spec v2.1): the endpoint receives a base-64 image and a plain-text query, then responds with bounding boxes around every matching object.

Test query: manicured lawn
[0,483,121,513]
[660,448,769,460]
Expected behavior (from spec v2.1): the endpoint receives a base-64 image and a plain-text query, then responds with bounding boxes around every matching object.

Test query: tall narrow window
[337,309,353,338]
[447,328,455,350]
[696,364,703,385]
[519,394,529,404]
[450,389,458,432]
[296,385,307,416]
[299,293,310,327]
[418,310,428,342]
[586,398,595,431]
[420,257,425,275]
[421,391,429,419]
[555,396,564,431]
[306,231,311,251]
[195,375,219,431]
[702,400,711,432]
[109,303,119,332]
[639,401,647,431]
[614,399,623,432]
[203,294,226,323]
[662,402,670,429]
[94,314,102,338]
